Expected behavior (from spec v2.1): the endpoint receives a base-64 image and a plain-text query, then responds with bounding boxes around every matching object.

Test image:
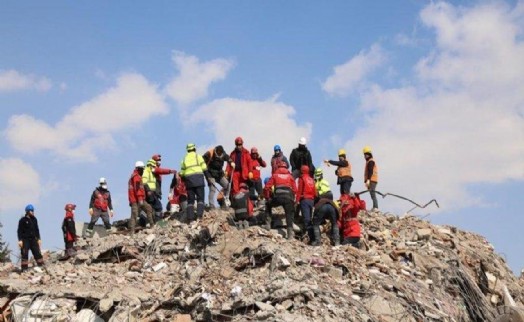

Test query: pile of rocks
[1,208,523,321]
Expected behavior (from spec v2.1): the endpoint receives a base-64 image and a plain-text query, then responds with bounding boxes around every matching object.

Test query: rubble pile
[1,208,524,321]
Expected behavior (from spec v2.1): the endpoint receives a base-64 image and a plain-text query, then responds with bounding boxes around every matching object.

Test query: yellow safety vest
[181,152,207,177]
[142,165,157,190]
[315,178,331,196]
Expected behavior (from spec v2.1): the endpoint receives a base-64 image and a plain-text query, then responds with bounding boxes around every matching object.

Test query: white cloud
[164,51,234,106]
[339,2,524,214]
[4,73,168,162]
[0,69,52,92]
[322,44,385,97]
[189,96,312,172]
[0,158,41,212]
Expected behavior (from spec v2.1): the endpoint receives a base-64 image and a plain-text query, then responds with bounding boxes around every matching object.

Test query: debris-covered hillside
[1,208,524,321]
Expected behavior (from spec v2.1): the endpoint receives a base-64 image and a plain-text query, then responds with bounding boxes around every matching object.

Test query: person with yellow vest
[180,143,210,222]
[314,168,333,201]
[363,146,379,210]
[324,149,354,195]
[142,159,163,220]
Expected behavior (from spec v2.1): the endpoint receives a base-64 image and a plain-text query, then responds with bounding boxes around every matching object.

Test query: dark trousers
[369,181,378,209]
[187,185,205,221]
[342,237,360,248]
[268,197,295,229]
[129,202,153,231]
[300,199,314,238]
[88,208,111,230]
[248,179,263,200]
[339,179,352,195]
[313,204,337,226]
[21,238,43,270]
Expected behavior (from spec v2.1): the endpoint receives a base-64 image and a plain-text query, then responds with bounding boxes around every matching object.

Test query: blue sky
[1,1,523,273]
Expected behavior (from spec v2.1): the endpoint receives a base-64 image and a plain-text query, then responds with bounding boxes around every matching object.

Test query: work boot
[311,226,321,246]
[243,220,250,229]
[331,225,340,246]
[186,204,195,223]
[196,202,205,219]
[85,229,93,238]
[287,227,295,240]
[307,227,315,245]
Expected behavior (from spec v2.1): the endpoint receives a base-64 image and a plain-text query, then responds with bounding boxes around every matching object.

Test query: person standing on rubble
[363,146,379,211]
[311,199,340,246]
[203,145,234,209]
[231,183,254,229]
[324,149,353,195]
[263,161,297,239]
[86,177,114,237]
[290,137,315,179]
[226,137,250,196]
[150,154,176,200]
[180,143,209,222]
[62,203,78,258]
[142,159,165,220]
[128,161,154,234]
[17,204,44,271]
[314,168,333,201]
[297,165,317,244]
[248,147,266,203]
[270,144,289,174]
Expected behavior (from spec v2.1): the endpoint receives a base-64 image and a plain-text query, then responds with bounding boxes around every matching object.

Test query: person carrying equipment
[324,149,353,195]
[180,143,209,222]
[314,168,333,201]
[87,177,114,236]
[264,161,297,239]
[290,137,315,179]
[62,204,78,258]
[203,145,233,209]
[128,161,154,234]
[17,204,44,271]
[363,146,379,211]
[270,144,290,174]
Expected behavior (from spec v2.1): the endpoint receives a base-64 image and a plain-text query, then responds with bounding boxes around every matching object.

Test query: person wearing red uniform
[263,161,297,239]
[167,172,188,215]
[296,165,317,244]
[128,161,154,234]
[231,183,254,229]
[248,147,267,202]
[62,203,78,258]
[87,177,113,237]
[226,137,251,196]
[151,154,176,199]
[338,193,365,247]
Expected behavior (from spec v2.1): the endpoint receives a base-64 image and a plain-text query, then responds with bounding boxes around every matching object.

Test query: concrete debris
[1,208,523,321]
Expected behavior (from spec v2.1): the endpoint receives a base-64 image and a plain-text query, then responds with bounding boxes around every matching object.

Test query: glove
[225,171,229,178]
[365,180,370,189]
[89,208,94,216]
[38,240,42,247]
[248,172,253,180]
[18,240,23,248]
[110,210,114,218]
[231,162,236,169]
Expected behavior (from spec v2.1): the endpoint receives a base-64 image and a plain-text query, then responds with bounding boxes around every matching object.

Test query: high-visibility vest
[181,152,207,177]
[364,158,378,182]
[315,178,331,196]
[142,166,157,190]
[337,160,352,178]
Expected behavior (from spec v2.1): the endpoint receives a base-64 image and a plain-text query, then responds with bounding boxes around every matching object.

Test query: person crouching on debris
[17,204,45,272]
[167,171,188,215]
[87,177,114,237]
[338,194,365,247]
[231,183,254,229]
[297,165,317,244]
[263,161,297,239]
[62,204,78,258]
[129,161,154,234]
[363,146,379,211]
[311,199,340,246]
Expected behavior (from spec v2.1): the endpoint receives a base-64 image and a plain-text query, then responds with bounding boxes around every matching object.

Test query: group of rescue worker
[16,136,378,271]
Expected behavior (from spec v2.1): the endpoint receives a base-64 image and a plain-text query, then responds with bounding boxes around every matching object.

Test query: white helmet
[299,137,307,145]
[99,177,107,184]
[135,161,145,168]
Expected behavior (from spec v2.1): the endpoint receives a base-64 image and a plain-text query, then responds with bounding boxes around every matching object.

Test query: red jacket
[337,194,365,239]
[340,219,361,239]
[169,173,187,205]
[128,169,146,204]
[297,165,316,202]
[62,212,76,242]
[154,166,174,183]
[264,167,297,200]
[249,156,267,181]
[227,148,251,180]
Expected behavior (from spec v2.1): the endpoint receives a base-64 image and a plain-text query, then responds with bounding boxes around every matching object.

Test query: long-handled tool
[355,190,439,211]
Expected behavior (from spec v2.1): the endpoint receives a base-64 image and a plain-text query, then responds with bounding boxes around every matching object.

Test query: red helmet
[251,147,258,154]
[235,137,244,145]
[152,154,161,162]
[64,203,76,211]
[278,161,288,168]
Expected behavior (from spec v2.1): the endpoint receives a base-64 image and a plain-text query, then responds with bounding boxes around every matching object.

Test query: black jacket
[17,214,41,240]
[289,145,315,174]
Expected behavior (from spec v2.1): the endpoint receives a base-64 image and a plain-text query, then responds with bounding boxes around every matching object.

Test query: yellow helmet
[338,149,346,156]
[363,146,372,154]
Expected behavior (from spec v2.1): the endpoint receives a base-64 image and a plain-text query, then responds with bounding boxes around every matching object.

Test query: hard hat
[152,154,161,162]
[274,144,281,152]
[25,204,34,212]
[186,143,196,151]
[363,146,372,154]
[99,177,107,184]
[235,137,244,145]
[314,168,323,177]
[299,137,307,145]
[338,149,346,156]
[135,161,145,168]
[64,203,76,211]
[251,147,258,154]
[278,161,288,168]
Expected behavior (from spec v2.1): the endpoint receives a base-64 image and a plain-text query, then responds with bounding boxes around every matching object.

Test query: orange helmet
[235,137,244,145]
[64,204,76,211]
